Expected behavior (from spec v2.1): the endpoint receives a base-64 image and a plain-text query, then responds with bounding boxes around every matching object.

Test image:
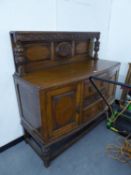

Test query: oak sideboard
[10,31,120,167]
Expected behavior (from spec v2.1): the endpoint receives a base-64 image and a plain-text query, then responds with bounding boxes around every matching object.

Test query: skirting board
[0,136,24,153]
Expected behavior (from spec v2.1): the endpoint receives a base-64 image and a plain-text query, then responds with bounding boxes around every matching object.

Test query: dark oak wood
[10,31,100,76]
[121,63,131,100]
[10,31,120,167]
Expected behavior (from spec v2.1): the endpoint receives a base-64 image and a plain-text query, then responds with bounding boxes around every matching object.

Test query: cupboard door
[46,84,81,140]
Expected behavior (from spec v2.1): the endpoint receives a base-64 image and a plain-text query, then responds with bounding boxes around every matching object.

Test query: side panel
[14,77,42,135]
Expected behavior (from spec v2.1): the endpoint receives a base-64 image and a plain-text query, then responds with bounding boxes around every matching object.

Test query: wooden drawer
[82,100,105,123]
[84,88,107,107]
[84,72,108,99]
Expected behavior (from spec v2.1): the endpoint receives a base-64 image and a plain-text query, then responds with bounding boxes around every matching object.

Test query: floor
[0,121,130,175]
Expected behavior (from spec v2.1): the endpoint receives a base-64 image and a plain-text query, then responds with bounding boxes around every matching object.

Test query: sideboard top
[17,59,120,89]
[10,31,100,76]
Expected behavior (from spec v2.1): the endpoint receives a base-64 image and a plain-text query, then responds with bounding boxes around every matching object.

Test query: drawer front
[84,72,108,99]
[84,67,119,107]
[84,72,108,107]
[82,66,119,124]
[82,100,105,123]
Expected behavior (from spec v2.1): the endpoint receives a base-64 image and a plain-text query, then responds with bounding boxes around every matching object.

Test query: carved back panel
[10,31,100,76]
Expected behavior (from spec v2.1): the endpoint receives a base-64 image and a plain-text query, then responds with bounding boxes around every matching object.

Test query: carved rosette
[56,42,72,57]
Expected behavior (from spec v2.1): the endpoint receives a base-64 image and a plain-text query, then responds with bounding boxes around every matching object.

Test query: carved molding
[14,41,26,76]
[11,32,100,42]
[14,42,25,64]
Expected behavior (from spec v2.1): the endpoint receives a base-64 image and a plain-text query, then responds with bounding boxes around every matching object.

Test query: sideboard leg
[43,159,50,168]
[23,129,29,144]
[42,147,51,168]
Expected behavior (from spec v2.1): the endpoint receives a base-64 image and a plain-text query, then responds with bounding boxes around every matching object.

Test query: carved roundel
[56,42,72,57]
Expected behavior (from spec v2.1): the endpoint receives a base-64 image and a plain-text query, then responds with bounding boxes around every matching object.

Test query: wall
[0,0,56,147]
[56,0,113,59]
[107,0,131,98]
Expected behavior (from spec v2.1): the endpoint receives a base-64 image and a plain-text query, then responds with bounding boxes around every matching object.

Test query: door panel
[46,84,81,139]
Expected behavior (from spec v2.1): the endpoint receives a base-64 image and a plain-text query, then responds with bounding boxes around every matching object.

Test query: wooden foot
[23,129,29,144]
[42,147,51,168]
[43,159,50,168]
